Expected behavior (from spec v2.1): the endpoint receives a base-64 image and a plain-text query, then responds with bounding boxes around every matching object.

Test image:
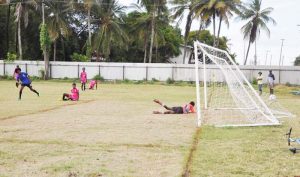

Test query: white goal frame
[194,41,280,127]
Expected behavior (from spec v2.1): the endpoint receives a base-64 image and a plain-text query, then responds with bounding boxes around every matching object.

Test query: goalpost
[194,41,281,127]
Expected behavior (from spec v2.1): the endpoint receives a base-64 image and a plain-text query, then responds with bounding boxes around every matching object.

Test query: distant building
[169,45,193,64]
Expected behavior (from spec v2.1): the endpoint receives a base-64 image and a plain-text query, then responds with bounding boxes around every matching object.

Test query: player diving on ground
[153,99,195,114]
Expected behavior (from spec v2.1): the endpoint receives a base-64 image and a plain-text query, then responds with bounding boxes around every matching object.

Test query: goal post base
[215,122,281,128]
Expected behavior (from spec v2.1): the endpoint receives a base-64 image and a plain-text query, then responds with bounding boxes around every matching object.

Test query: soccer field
[0,80,299,177]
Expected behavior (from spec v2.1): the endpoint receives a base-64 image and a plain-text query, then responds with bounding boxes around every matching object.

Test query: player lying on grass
[89,80,97,90]
[15,68,39,100]
[153,99,196,114]
[62,83,79,101]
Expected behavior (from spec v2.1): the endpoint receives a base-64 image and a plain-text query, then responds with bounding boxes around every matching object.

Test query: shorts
[258,84,263,91]
[172,107,184,114]
[21,83,31,87]
[268,82,274,89]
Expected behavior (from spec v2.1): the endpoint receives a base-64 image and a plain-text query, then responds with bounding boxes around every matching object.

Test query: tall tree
[14,0,37,60]
[138,0,167,63]
[170,0,196,64]
[92,0,128,59]
[237,0,276,65]
[45,0,71,61]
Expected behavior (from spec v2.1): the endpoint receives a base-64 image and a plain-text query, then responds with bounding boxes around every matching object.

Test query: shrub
[286,82,292,87]
[166,78,175,84]
[93,74,104,82]
[39,69,45,79]
[123,79,130,83]
[252,77,257,85]
[151,78,159,82]
[5,52,17,62]
[71,53,89,62]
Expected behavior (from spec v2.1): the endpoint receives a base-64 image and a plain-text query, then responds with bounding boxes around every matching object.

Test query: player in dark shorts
[153,99,195,114]
[15,68,39,100]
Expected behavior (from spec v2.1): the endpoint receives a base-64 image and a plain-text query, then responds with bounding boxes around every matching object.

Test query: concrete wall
[0,61,299,85]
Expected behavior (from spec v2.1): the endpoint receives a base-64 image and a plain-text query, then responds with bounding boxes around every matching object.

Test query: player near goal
[153,99,195,114]
[15,68,40,100]
[257,72,263,95]
[268,70,275,95]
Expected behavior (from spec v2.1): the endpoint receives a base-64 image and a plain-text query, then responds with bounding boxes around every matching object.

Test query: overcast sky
[119,0,300,66]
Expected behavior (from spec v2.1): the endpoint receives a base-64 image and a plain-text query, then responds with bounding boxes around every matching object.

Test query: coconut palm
[138,0,167,63]
[14,0,37,60]
[129,11,152,63]
[170,0,196,64]
[215,0,240,47]
[45,0,71,61]
[92,0,128,60]
[237,0,276,65]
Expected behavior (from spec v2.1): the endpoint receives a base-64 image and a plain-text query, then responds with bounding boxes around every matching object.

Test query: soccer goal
[194,41,281,127]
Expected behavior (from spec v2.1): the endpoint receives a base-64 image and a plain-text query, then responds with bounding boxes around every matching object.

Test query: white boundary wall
[0,61,299,85]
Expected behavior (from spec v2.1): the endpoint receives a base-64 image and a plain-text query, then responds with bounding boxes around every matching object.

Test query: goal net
[194,41,283,127]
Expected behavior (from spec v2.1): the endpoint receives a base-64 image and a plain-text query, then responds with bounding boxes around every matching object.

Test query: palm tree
[45,0,71,61]
[170,0,196,64]
[129,11,152,63]
[92,0,128,60]
[237,0,276,65]
[138,0,167,63]
[215,0,240,47]
[14,0,37,60]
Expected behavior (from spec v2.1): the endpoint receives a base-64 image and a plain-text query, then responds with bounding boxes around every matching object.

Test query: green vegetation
[294,55,300,66]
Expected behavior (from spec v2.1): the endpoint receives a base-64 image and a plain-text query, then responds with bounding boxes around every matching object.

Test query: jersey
[70,88,79,101]
[257,75,263,85]
[183,104,195,114]
[17,72,31,85]
[80,71,87,83]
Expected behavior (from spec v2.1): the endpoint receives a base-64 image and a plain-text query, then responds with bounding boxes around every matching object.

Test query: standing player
[268,70,275,95]
[257,72,263,95]
[15,68,39,100]
[62,83,79,101]
[13,65,21,87]
[153,99,195,114]
[80,67,87,91]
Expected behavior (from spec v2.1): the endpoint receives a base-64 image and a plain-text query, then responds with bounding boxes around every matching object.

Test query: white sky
[119,0,300,66]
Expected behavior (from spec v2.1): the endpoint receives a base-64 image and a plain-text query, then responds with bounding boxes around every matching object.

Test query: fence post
[49,64,52,79]
[25,63,28,73]
[172,66,174,80]
[145,66,148,81]
[3,62,6,75]
[77,64,80,78]
[98,65,101,76]
[123,65,125,80]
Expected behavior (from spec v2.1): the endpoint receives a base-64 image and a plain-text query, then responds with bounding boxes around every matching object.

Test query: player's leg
[259,84,262,95]
[153,99,172,110]
[28,85,39,96]
[62,93,70,101]
[83,83,86,91]
[19,85,25,100]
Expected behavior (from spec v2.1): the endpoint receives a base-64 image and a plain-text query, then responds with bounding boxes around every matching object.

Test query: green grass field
[0,80,299,177]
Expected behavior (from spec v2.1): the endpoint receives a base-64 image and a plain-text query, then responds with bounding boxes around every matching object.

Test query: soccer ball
[269,94,276,100]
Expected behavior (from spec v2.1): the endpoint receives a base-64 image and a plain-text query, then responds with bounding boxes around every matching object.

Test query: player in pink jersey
[152,99,195,114]
[62,83,79,101]
[89,80,97,90]
[80,67,87,91]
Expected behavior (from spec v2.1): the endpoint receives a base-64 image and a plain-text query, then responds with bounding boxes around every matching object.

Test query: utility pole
[278,39,285,84]
[279,39,285,66]
[264,50,270,65]
[270,54,272,66]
